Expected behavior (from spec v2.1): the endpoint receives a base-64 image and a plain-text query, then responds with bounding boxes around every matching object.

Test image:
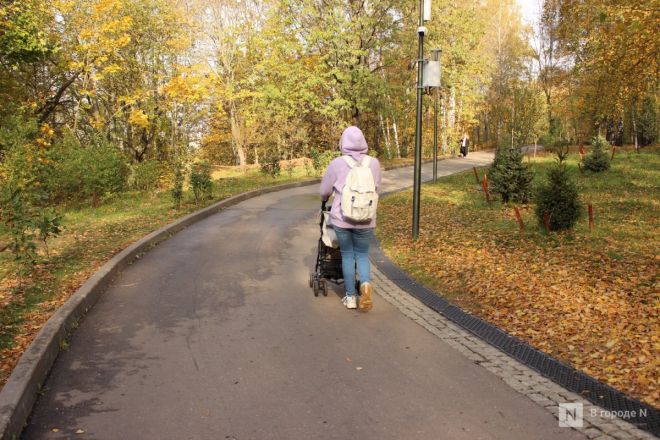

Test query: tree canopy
[0,0,656,168]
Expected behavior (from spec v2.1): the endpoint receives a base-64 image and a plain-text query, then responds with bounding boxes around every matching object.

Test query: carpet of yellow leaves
[377,151,659,408]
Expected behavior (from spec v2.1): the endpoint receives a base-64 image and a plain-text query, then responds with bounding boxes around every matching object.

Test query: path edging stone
[0,179,320,440]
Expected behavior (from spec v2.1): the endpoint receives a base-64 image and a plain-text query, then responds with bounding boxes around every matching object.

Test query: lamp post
[412,0,429,240]
[431,48,441,184]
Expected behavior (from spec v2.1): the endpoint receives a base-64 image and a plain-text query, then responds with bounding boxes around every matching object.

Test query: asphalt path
[23,152,583,439]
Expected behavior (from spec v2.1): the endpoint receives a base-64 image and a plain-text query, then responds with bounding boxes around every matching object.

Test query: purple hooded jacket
[320,126,382,229]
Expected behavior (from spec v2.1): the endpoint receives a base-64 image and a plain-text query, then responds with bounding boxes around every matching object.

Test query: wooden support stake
[588,204,594,230]
[578,162,584,174]
[473,167,480,184]
[482,174,491,202]
[579,145,586,161]
[611,146,616,161]
[543,211,551,232]
[513,206,524,231]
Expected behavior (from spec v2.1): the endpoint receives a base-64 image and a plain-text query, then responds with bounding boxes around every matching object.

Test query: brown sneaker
[358,282,373,312]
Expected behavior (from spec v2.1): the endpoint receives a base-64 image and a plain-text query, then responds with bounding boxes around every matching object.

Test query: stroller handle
[320,200,329,231]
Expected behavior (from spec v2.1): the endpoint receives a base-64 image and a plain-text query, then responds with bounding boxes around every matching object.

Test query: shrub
[0,116,61,275]
[284,155,296,177]
[171,162,184,208]
[538,133,555,149]
[304,157,314,176]
[488,147,534,203]
[535,164,582,231]
[0,185,60,275]
[131,160,162,192]
[583,135,610,172]
[45,135,130,204]
[190,162,212,202]
[540,134,570,163]
[309,149,339,175]
[260,152,281,178]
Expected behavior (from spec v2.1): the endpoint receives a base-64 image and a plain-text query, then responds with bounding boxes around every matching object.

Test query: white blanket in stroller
[321,211,339,248]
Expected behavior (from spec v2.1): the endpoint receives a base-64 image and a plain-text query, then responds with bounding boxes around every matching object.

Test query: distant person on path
[460,133,470,157]
[320,126,382,311]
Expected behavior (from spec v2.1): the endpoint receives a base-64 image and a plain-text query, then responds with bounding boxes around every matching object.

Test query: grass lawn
[377,147,659,407]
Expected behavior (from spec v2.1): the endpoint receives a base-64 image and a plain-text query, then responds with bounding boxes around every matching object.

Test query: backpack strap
[343,155,370,168]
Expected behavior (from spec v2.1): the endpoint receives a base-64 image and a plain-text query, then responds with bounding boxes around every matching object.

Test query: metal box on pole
[423,0,432,21]
[422,60,441,88]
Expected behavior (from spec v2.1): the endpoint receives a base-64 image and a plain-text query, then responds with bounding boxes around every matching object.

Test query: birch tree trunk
[441,92,448,155]
[631,104,639,153]
[379,113,391,159]
[385,117,394,157]
[392,118,401,158]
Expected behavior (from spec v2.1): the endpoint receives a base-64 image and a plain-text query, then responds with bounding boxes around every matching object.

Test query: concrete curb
[0,178,320,440]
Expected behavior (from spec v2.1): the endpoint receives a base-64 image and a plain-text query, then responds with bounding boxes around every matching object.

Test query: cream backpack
[340,156,378,222]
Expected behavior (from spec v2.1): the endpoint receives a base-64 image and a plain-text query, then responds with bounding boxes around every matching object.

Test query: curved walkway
[24,152,590,439]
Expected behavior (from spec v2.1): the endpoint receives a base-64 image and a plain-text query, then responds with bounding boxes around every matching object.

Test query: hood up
[339,126,368,160]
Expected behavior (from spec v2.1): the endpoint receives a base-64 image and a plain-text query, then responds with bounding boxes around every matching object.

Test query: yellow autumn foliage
[128,109,150,129]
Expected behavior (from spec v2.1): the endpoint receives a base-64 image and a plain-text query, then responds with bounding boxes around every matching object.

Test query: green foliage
[539,133,557,149]
[131,160,162,192]
[488,147,533,203]
[0,1,54,65]
[583,135,610,172]
[190,162,212,202]
[0,114,38,166]
[554,142,571,165]
[591,134,610,150]
[309,149,339,176]
[535,164,582,231]
[45,135,130,204]
[171,162,184,208]
[0,116,61,274]
[35,208,61,255]
[0,184,61,275]
[637,96,658,146]
[260,152,281,178]
[540,134,571,163]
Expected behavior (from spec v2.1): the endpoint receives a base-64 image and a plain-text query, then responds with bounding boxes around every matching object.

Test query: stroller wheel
[320,280,328,296]
[313,279,319,297]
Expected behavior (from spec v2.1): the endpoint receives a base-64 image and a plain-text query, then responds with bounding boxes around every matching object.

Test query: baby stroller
[310,201,359,297]
[309,201,342,296]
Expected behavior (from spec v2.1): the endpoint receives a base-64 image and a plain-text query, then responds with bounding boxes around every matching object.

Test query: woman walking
[460,133,470,157]
[320,126,382,311]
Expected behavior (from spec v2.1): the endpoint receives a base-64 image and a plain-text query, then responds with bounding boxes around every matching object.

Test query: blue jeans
[334,227,373,296]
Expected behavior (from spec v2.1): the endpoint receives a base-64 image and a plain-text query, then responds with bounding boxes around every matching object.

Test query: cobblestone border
[370,266,657,440]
